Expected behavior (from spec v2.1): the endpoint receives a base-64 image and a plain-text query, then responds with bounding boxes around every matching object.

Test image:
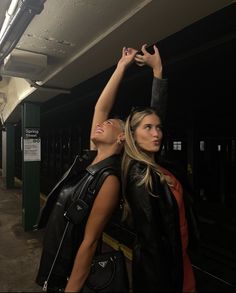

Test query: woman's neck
[91,142,121,165]
[91,148,117,165]
[140,149,156,163]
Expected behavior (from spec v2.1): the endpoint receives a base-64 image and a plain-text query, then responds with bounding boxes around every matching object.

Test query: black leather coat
[126,162,183,293]
[35,151,121,289]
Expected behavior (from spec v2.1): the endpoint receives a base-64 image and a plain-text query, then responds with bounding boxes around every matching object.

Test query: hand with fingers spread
[135,44,163,78]
[117,46,138,70]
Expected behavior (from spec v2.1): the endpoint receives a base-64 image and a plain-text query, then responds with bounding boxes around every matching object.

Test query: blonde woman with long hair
[122,45,197,292]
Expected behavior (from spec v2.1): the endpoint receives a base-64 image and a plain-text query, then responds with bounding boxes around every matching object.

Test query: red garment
[159,166,196,293]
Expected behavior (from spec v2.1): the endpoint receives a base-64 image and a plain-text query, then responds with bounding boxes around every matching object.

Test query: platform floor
[0,177,43,292]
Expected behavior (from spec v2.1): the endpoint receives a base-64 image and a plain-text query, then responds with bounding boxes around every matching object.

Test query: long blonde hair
[121,107,173,222]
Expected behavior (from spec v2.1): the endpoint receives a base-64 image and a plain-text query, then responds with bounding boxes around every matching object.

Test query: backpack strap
[87,167,118,198]
[87,168,118,255]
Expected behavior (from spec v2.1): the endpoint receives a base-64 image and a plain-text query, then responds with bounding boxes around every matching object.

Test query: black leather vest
[35,151,121,289]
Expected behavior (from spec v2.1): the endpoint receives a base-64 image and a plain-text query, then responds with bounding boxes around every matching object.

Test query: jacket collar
[86,154,120,175]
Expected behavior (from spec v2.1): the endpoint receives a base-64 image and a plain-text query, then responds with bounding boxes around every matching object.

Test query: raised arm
[135,44,168,123]
[90,47,137,150]
[151,76,168,123]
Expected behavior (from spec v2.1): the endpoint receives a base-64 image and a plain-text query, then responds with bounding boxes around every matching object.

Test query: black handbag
[82,250,129,292]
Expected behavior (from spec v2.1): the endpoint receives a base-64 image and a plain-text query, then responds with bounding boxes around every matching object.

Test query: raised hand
[135,44,163,78]
[117,46,138,69]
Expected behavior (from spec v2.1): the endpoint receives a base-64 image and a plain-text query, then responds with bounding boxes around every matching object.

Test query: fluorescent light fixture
[0,0,46,63]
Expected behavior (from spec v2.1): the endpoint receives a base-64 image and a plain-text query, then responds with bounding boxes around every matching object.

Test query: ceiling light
[0,0,46,63]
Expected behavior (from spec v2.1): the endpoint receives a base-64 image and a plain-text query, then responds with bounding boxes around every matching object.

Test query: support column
[21,102,41,231]
[2,123,15,188]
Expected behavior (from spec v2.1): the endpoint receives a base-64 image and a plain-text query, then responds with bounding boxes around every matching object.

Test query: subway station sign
[23,128,41,162]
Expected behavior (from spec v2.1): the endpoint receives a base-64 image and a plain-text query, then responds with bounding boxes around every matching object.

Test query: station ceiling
[0,0,234,126]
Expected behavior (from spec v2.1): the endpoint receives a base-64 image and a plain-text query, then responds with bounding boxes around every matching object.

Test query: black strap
[68,167,117,215]
[89,169,117,255]
[87,168,116,201]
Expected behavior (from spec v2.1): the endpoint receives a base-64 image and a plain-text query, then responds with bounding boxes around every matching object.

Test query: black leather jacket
[35,151,121,289]
[126,162,183,293]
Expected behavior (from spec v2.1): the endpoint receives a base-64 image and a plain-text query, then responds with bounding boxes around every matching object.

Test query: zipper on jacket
[42,280,48,292]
